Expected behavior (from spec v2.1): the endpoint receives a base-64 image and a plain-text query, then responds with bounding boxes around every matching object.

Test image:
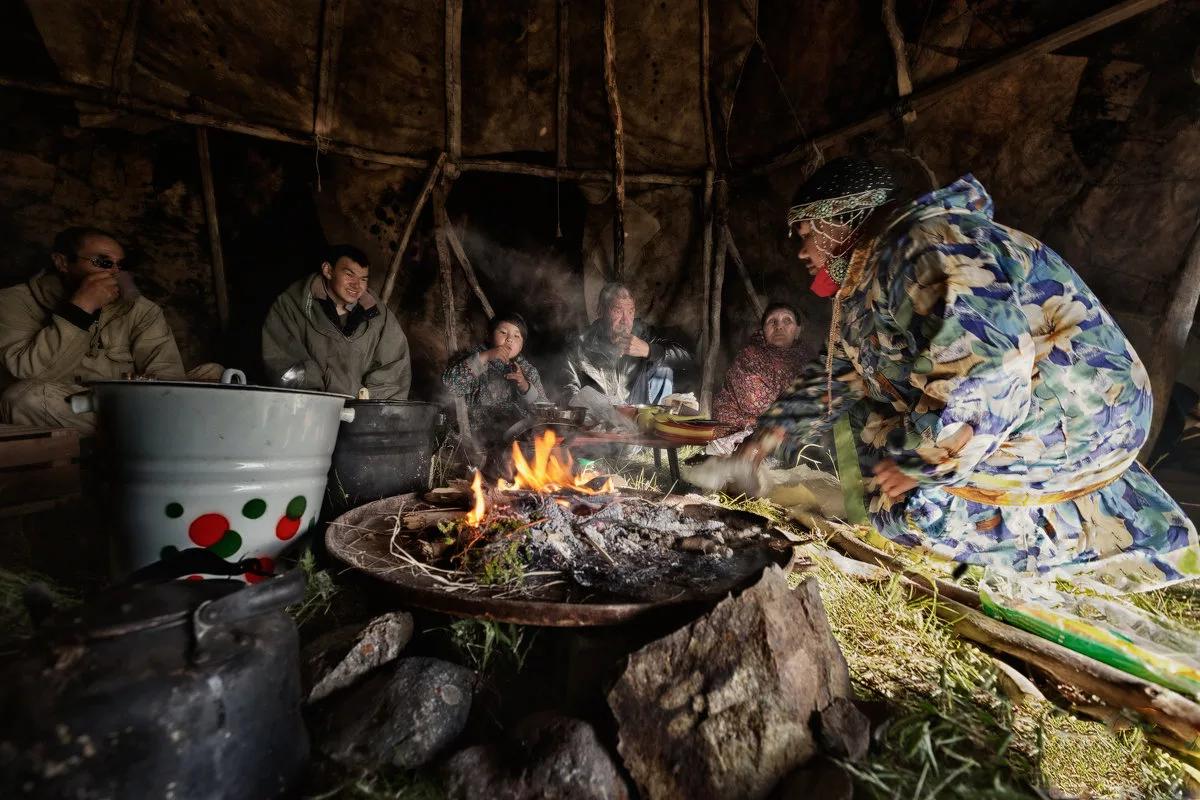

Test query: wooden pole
[380,152,447,307]
[747,0,1169,177]
[725,225,765,320]
[0,76,706,186]
[445,0,463,163]
[434,183,471,438]
[556,0,570,172]
[699,0,716,167]
[313,0,346,138]
[1141,215,1200,461]
[700,180,728,413]
[602,0,626,280]
[110,0,143,93]
[438,202,495,319]
[698,168,715,365]
[195,128,230,333]
[881,0,916,124]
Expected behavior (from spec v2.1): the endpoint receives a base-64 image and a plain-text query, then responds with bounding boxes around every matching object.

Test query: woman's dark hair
[760,302,800,330]
[325,243,370,269]
[489,311,529,341]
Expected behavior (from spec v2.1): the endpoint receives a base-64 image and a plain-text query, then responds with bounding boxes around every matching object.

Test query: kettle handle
[221,368,247,385]
[193,569,306,655]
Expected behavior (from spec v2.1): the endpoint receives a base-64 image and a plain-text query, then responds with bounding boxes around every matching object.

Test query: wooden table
[565,430,714,483]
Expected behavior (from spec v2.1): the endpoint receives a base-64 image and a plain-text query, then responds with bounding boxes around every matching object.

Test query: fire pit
[326,432,796,626]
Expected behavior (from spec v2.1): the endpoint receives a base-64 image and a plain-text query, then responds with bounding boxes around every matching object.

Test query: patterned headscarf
[786,157,899,283]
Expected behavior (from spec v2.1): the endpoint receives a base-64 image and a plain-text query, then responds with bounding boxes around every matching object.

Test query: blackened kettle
[0,569,308,799]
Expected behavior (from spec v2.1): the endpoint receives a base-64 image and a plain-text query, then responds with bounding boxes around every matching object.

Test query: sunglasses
[77,254,124,270]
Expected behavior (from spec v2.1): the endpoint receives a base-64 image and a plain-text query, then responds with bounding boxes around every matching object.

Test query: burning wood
[385,430,788,603]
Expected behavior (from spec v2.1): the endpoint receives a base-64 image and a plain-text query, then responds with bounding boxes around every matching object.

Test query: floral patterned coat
[761,176,1198,592]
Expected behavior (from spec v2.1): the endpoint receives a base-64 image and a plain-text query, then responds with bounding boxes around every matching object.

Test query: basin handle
[68,391,94,414]
[340,406,356,423]
[221,368,247,385]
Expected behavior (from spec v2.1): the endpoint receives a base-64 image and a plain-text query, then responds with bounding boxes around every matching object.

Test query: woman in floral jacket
[751,157,1197,592]
[443,312,548,449]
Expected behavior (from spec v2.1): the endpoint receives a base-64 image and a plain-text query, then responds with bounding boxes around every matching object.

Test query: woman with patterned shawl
[711,302,811,431]
[744,156,1198,593]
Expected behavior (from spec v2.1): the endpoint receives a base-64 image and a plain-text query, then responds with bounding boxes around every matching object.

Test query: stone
[770,756,854,800]
[303,611,414,703]
[313,657,473,770]
[607,566,852,800]
[443,713,629,800]
[815,697,871,763]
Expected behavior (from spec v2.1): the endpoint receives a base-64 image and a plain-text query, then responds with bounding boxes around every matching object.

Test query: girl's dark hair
[489,311,529,341]
[760,302,800,329]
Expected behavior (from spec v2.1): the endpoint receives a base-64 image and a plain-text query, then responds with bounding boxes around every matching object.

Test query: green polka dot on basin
[165,502,184,518]
[160,545,179,559]
[286,496,307,520]
[210,530,243,559]
[242,498,267,519]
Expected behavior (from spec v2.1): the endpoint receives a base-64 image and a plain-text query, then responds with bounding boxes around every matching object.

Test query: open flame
[499,429,613,495]
[465,469,487,526]
[462,430,613,528]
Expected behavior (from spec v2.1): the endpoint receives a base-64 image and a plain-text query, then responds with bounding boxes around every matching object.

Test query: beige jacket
[0,270,185,390]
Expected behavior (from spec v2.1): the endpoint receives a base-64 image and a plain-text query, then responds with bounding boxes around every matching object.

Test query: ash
[490,492,776,602]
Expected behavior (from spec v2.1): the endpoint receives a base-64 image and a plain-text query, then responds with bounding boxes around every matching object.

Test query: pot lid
[85,379,352,400]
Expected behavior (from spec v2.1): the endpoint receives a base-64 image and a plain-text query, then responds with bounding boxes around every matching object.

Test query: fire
[465,469,487,526]
[499,429,613,495]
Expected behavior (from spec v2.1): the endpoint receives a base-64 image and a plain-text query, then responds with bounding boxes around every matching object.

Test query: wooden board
[0,425,81,513]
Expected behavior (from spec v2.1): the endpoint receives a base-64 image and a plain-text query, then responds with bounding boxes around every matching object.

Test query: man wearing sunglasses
[0,226,189,433]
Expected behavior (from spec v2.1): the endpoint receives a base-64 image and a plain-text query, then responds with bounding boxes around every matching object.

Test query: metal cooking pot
[326,400,441,517]
[72,370,353,578]
[0,569,308,799]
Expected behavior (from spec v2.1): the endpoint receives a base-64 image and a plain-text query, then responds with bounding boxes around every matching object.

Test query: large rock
[314,657,473,770]
[303,611,414,702]
[607,566,852,800]
[443,713,629,800]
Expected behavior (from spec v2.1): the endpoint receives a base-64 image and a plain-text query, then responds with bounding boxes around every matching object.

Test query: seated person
[443,312,548,450]
[262,244,410,399]
[0,226,194,434]
[712,302,810,430]
[562,282,693,425]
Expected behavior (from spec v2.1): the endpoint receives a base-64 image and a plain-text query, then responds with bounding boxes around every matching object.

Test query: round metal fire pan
[325,491,797,627]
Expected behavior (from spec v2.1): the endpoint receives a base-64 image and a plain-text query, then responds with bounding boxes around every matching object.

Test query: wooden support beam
[748,0,1168,176]
[438,202,495,319]
[433,183,471,438]
[698,168,715,367]
[0,76,706,185]
[725,225,765,320]
[556,0,569,171]
[602,0,626,280]
[1141,215,1200,460]
[314,0,346,138]
[881,0,916,124]
[445,0,463,162]
[458,159,699,186]
[195,128,230,332]
[111,0,143,93]
[699,0,716,168]
[380,152,447,307]
[700,180,729,413]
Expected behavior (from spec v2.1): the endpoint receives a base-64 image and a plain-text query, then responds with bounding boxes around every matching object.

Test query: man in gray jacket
[262,245,410,399]
[562,282,692,423]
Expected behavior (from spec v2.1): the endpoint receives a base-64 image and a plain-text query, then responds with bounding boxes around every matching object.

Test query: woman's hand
[733,426,786,466]
[483,342,515,363]
[872,459,918,500]
[505,362,530,393]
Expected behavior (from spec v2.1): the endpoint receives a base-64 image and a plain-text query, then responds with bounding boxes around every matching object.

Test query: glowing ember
[498,430,613,495]
[465,469,487,526]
